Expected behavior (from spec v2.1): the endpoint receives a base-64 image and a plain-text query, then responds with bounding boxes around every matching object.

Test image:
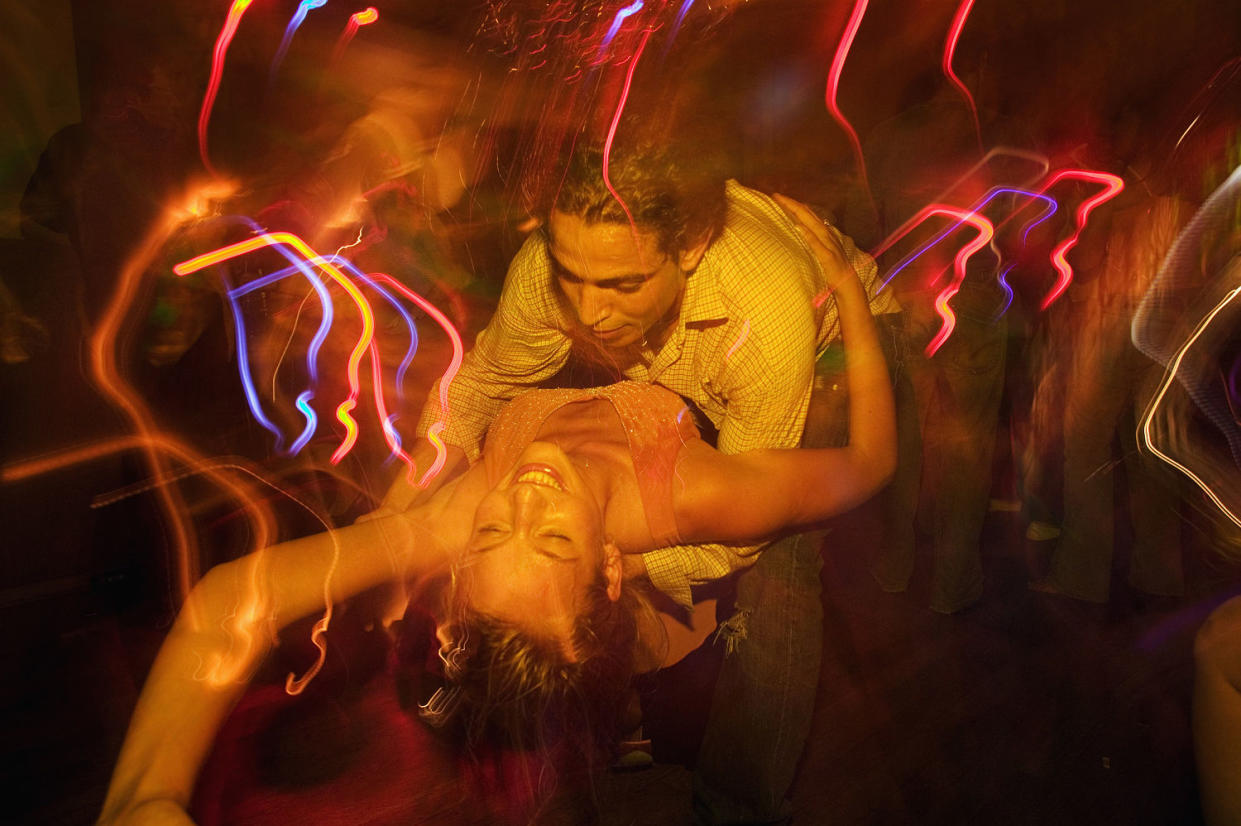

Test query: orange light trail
[173,232,377,464]
[198,0,255,178]
[87,184,273,609]
[1139,283,1241,529]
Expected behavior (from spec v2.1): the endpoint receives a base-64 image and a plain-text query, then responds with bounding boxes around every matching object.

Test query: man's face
[548,210,703,350]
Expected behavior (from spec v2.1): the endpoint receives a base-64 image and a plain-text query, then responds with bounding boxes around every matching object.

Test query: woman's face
[457,440,620,645]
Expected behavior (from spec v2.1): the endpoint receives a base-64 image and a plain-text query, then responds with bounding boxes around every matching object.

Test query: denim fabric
[691,339,852,825]
[1045,302,1183,601]
[873,290,1006,613]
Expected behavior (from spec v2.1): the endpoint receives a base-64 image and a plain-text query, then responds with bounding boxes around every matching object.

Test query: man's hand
[358,441,466,523]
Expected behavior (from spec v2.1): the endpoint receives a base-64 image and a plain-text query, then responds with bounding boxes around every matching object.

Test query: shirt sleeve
[416,233,572,461]
[644,270,820,606]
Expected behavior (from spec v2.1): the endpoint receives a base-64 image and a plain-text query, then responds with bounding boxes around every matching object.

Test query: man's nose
[576,284,612,327]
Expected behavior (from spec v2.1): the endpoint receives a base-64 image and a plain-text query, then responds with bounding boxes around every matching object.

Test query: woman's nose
[509,483,552,526]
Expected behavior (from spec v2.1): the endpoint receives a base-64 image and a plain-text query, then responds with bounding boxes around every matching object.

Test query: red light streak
[870,165,1122,315]
[198,0,255,178]
[602,28,654,262]
[942,0,981,151]
[910,205,994,356]
[173,233,377,464]
[368,340,414,471]
[1038,169,1124,309]
[824,0,873,209]
[870,146,1049,259]
[332,7,379,63]
[368,273,465,488]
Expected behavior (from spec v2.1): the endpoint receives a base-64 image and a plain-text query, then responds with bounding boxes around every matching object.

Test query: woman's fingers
[773,193,853,283]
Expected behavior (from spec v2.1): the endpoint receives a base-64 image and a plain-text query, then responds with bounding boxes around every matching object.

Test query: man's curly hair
[543,139,728,258]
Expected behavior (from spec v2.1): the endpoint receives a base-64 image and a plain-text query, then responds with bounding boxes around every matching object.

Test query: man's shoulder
[702,186,820,311]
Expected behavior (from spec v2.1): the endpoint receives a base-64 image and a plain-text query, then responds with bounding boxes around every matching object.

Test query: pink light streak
[942,0,981,151]
[871,164,1123,314]
[198,0,255,178]
[367,273,465,488]
[1038,169,1125,308]
[908,205,995,356]
[332,7,379,63]
[824,0,873,208]
[725,319,751,360]
[602,27,655,260]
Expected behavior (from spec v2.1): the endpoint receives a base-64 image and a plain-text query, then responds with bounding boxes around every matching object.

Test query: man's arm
[674,202,895,541]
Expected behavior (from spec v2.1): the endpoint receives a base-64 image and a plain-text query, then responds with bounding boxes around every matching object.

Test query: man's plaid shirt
[417,181,897,606]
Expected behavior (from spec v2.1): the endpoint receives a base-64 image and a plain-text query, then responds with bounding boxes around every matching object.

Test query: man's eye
[616,283,643,294]
[477,525,505,535]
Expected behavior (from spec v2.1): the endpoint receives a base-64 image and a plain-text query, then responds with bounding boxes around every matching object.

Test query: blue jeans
[873,293,1005,613]
[691,337,857,825]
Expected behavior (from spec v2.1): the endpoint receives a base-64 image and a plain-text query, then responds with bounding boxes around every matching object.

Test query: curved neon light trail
[328,257,420,406]
[663,0,697,55]
[598,0,644,58]
[368,272,465,487]
[367,341,414,470]
[221,274,288,450]
[923,206,994,356]
[942,0,981,150]
[198,0,255,178]
[825,0,872,205]
[870,146,1051,259]
[174,233,376,463]
[271,0,329,81]
[332,7,378,63]
[878,187,1056,292]
[1139,283,1241,529]
[1039,169,1124,308]
[602,27,655,259]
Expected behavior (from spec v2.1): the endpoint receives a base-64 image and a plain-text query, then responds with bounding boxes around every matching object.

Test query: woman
[98,197,895,825]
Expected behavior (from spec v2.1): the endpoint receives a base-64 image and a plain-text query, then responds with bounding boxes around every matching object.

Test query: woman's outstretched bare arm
[96,489,470,825]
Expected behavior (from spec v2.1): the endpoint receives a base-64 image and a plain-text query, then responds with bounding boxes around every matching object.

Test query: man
[380,139,895,823]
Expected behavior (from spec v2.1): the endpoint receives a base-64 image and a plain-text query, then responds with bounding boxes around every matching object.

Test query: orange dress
[480,382,700,548]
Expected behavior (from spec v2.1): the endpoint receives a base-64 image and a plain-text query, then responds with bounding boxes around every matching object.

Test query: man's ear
[676,231,712,273]
[603,540,623,602]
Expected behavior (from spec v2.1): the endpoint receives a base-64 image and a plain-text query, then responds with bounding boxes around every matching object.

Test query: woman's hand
[773,194,865,297]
